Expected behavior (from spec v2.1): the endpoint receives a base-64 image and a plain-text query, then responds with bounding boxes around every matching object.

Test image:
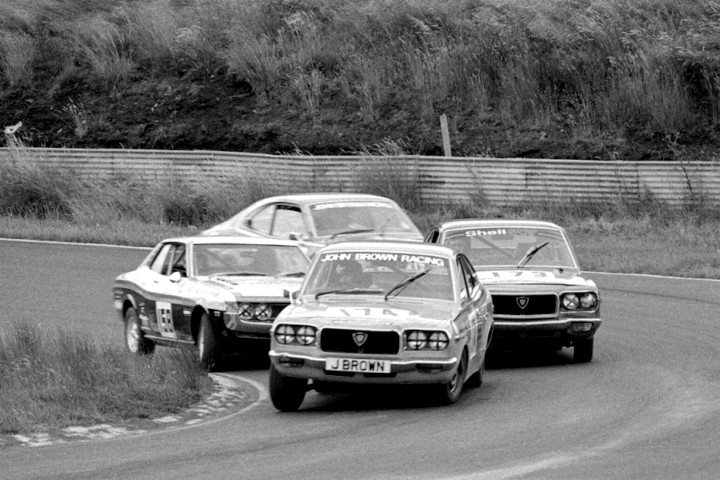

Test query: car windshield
[309,201,419,238]
[443,227,577,269]
[193,244,309,277]
[303,251,454,301]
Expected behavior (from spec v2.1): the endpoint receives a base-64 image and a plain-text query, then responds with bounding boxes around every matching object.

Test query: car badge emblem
[353,331,368,347]
[517,297,530,309]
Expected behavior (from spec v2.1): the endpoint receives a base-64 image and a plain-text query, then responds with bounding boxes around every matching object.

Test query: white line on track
[0,237,152,249]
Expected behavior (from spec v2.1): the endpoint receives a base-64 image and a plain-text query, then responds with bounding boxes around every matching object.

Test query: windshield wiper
[276,271,305,278]
[329,228,375,240]
[516,241,550,268]
[315,287,383,299]
[384,268,432,300]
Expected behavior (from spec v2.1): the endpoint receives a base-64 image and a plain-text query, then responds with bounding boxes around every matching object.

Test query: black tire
[269,363,307,412]
[466,355,484,389]
[573,337,594,363]
[197,312,219,370]
[433,351,467,405]
[124,307,155,355]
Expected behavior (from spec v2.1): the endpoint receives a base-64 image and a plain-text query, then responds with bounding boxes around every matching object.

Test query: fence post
[440,114,451,157]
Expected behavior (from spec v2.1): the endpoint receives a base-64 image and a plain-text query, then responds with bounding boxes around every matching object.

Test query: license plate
[325,357,391,374]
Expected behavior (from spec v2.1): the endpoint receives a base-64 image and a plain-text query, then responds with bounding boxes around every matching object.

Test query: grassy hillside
[1,0,720,160]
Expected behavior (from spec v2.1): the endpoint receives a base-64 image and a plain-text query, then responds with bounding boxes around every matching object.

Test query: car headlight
[562,292,598,311]
[428,331,449,351]
[295,326,317,345]
[239,303,254,320]
[580,293,598,309]
[275,324,296,344]
[255,303,272,321]
[562,293,579,310]
[274,325,317,346]
[406,331,427,350]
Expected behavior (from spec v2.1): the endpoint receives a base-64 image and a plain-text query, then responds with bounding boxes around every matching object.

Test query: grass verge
[0,321,214,436]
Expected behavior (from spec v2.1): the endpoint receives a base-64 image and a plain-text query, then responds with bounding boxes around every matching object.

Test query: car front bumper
[269,351,459,385]
[492,317,601,345]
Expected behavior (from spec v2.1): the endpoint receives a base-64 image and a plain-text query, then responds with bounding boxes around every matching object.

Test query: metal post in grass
[440,114,451,157]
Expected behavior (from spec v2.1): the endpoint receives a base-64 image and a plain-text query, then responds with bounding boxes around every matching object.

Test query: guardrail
[2,147,719,206]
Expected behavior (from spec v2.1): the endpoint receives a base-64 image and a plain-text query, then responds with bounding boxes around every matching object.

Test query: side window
[149,244,172,274]
[459,255,479,297]
[424,228,439,243]
[456,258,469,300]
[248,205,274,234]
[272,205,305,238]
[169,244,187,276]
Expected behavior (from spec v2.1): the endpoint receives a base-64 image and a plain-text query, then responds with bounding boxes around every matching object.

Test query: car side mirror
[169,271,183,283]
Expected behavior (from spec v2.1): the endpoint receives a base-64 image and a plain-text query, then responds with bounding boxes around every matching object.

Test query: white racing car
[268,241,494,411]
[425,220,601,362]
[113,236,310,368]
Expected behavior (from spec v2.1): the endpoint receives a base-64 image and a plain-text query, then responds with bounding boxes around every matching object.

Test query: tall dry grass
[3,0,719,142]
[0,320,213,435]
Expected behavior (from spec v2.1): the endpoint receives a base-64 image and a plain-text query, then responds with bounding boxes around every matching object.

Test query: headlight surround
[562,292,598,311]
[406,330,449,351]
[406,330,428,350]
[274,324,317,346]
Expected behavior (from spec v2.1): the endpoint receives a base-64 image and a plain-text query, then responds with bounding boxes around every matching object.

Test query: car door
[454,255,480,365]
[459,254,492,357]
[144,242,192,342]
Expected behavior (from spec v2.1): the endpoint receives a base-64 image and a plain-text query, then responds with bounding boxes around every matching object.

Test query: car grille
[492,294,558,318]
[320,329,400,354]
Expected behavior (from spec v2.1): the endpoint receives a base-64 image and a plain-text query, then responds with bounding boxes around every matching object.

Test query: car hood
[474,268,596,289]
[279,297,458,328]
[206,275,303,299]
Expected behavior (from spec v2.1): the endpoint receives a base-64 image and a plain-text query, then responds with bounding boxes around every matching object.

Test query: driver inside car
[332,260,372,288]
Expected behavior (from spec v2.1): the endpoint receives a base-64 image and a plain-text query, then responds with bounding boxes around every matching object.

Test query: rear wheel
[197,312,219,369]
[433,351,466,405]
[573,337,594,363]
[269,363,307,412]
[124,307,155,355]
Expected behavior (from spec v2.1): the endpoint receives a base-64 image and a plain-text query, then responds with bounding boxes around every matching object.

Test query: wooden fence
[2,147,719,206]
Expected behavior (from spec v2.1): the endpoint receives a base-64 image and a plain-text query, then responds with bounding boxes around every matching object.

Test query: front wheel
[124,307,155,355]
[269,363,307,412]
[433,352,466,405]
[573,337,594,363]
[197,312,219,369]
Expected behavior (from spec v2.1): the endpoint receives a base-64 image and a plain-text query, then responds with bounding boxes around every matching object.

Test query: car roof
[436,219,564,232]
[317,240,456,257]
[252,193,398,206]
[159,235,302,247]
